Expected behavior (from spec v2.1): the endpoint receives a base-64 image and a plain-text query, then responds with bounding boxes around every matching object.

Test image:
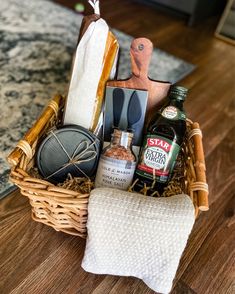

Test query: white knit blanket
[82,188,195,294]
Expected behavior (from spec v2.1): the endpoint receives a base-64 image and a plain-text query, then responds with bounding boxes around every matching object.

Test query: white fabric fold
[82,188,195,294]
[63,18,109,129]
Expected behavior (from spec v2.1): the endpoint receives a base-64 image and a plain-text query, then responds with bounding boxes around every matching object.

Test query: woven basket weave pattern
[8,95,208,238]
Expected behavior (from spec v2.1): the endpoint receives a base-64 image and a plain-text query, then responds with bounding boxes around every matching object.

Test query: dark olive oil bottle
[133,85,188,195]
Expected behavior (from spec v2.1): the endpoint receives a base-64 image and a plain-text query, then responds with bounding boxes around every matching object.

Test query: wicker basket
[8,94,209,238]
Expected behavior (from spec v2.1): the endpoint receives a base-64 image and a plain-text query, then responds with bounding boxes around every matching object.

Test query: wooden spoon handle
[130,38,153,79]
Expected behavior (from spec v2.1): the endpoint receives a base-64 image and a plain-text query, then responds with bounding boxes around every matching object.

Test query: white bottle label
[95,155,136,190]
[162,106,178,119]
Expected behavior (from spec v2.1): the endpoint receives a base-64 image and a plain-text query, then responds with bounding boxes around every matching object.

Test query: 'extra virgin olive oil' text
[133,85,188,195]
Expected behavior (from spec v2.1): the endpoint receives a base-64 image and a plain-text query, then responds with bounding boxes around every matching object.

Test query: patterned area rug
[0,0,195,198]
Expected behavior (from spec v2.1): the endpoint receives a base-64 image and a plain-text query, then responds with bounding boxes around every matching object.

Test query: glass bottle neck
[111,131,133,149]
[166,98,184,110]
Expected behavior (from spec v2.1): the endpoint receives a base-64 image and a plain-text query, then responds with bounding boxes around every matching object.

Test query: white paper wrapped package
[63,13,119,132]
[82,188,195,294]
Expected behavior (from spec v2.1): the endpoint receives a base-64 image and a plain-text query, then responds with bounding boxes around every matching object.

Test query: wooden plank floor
[1,1,235,293]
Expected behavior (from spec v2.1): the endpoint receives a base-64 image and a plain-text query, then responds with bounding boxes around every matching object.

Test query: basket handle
[190,122,209,211]
[7,94,63,167]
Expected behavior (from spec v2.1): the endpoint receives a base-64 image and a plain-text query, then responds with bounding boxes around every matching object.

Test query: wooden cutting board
[107,37,171,123]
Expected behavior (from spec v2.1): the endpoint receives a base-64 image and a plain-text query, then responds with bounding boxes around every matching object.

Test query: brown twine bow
[46,131,98,180]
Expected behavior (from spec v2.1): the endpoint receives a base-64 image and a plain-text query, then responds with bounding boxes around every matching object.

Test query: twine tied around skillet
[46,131,98,180]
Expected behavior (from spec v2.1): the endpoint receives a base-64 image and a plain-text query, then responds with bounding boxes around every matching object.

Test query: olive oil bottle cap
[169,85,188,101]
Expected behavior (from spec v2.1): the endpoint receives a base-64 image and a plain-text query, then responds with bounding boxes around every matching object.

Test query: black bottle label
[135,135,180,183]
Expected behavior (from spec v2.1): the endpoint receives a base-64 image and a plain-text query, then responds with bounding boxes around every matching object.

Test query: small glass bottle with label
[133,85,188,195]
[95,129,136,190]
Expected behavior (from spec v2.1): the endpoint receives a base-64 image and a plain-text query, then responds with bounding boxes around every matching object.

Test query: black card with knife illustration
[103,86,148,155]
